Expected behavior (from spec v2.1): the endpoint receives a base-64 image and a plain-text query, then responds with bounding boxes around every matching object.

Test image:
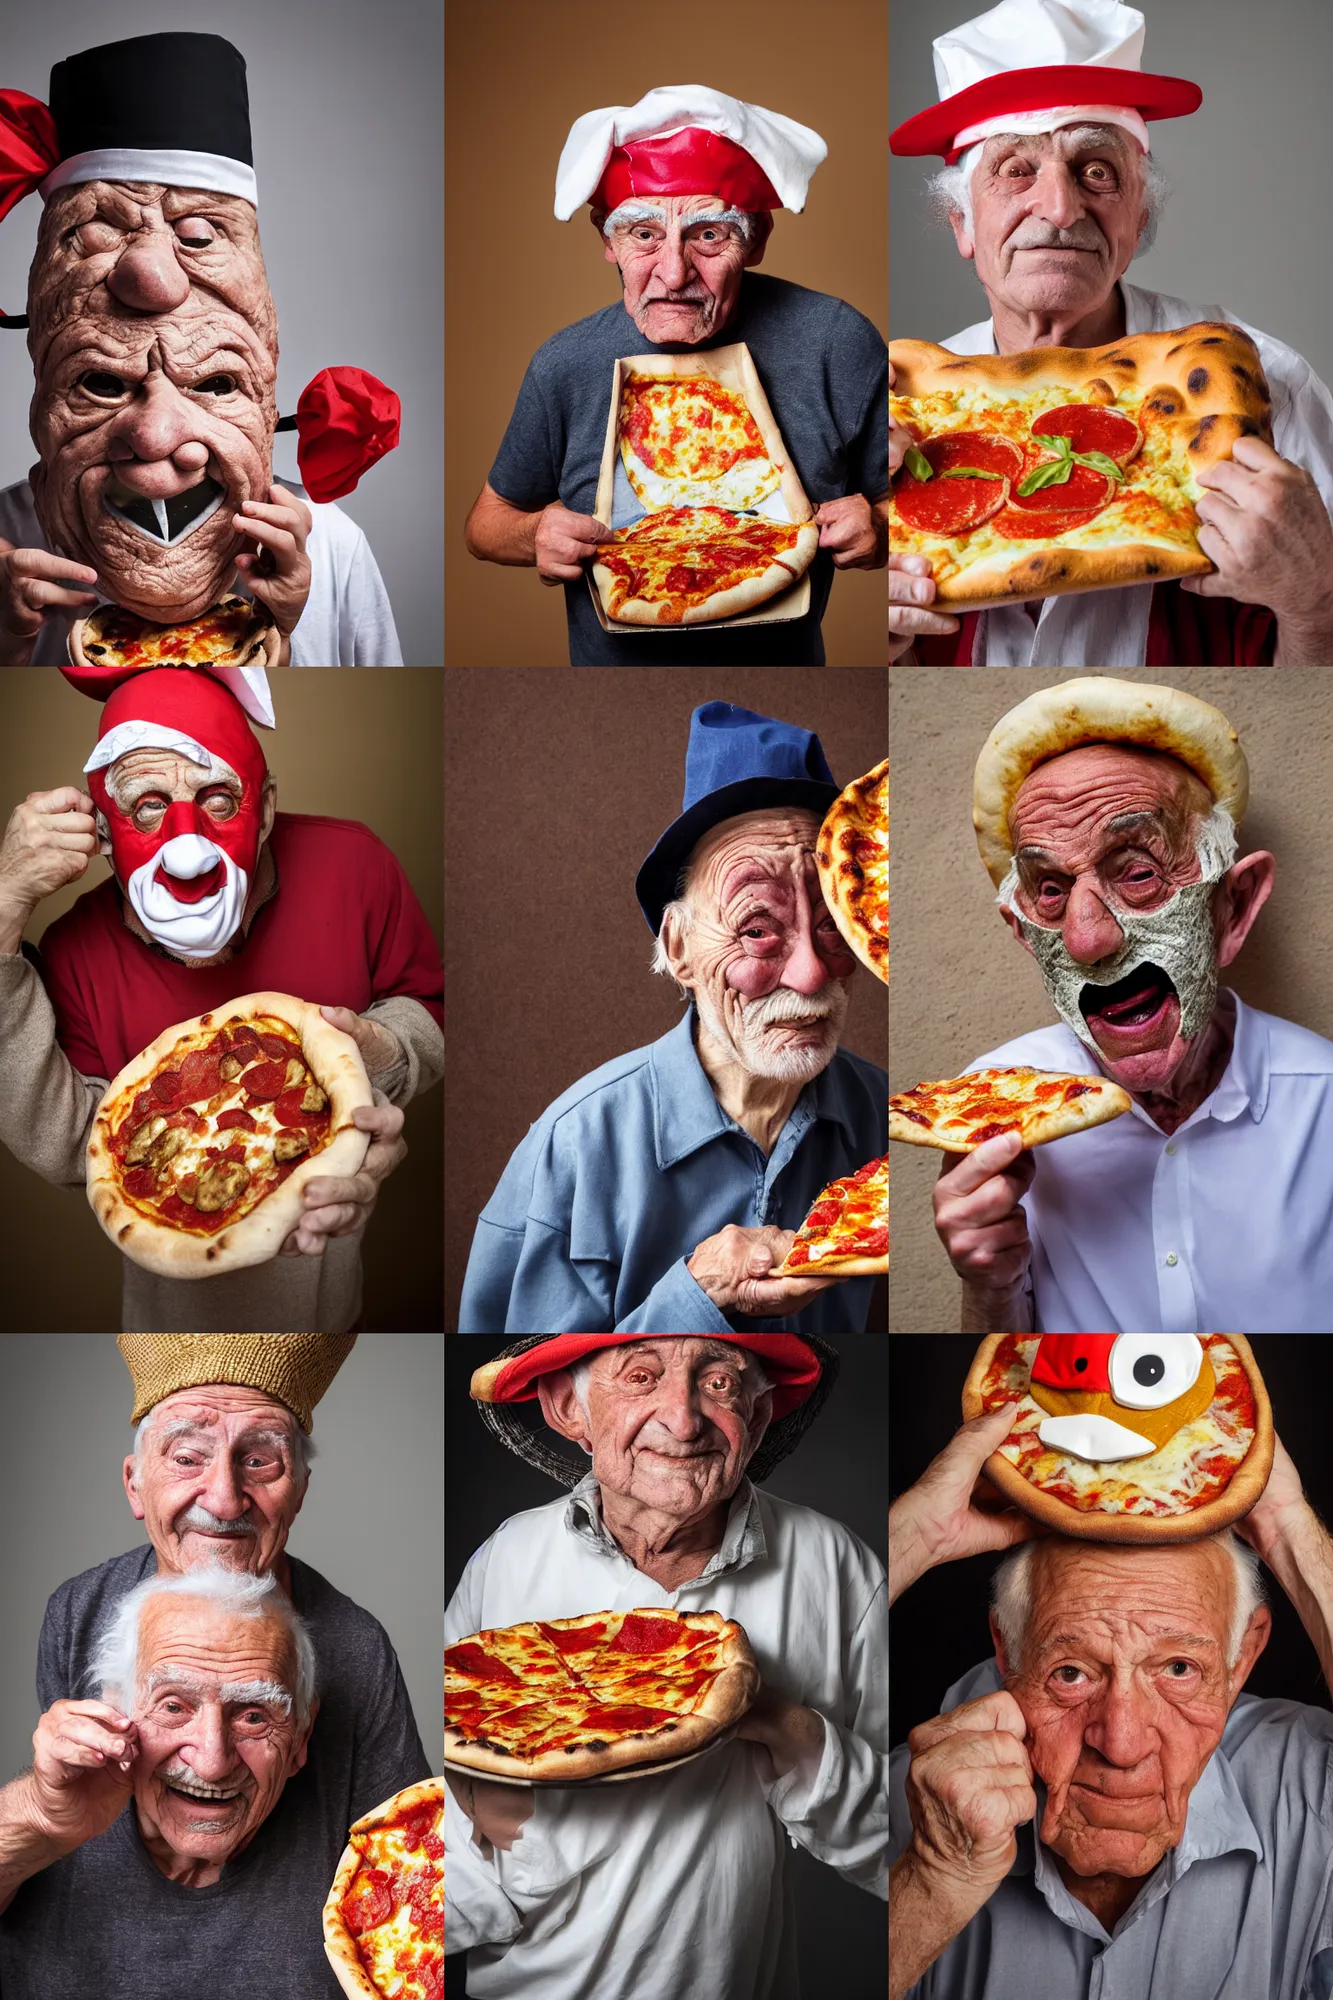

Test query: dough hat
[889,0,1201,164]
[555,85,826,221]
[470,1334,839,1487]
[972,675,1249,889]
[636,702,840,933]
[118,1333,358,1433]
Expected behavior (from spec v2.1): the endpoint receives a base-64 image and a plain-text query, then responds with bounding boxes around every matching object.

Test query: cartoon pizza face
[1026,1335,1215,1463]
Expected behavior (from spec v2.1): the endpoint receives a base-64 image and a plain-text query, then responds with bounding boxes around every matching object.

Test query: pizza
[322,1776,442,2000]
[889,323,1273,607]
[961,1334,1274,1543]
[592,505,818,626]
[817,758,888,984]
[776,1154,889,1278]
[69,593,279,669]
[444,1608,759,1782]
[85,990,373,1278]
[617,372,783,512]
[890,1066,1132,1152]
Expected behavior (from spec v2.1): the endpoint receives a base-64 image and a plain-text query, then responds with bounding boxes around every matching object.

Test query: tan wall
[444,0,887,667]
[0,669,443,1333]
[889,667,1333,1333]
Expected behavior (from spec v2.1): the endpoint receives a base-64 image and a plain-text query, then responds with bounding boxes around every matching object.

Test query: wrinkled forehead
[979,123,1143,169]
[37,299,278,380]
[135,1597,296,1683]
[41,181,262,239]
[688,807,824,894]
[1023,1540,1234,1658]
[1009,744,1210,857]
[592,1337,757,1377]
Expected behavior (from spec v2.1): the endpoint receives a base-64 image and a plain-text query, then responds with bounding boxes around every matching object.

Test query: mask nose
[156,820,220,880]
[106,237,192,314]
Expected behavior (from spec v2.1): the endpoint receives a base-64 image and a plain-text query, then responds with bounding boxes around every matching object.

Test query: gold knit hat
[117,1334,358,1432]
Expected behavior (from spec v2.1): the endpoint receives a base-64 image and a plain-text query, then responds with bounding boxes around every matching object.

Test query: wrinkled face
[667,808,858,1083]
[123,1387,307,1578]
[1002,745,1226,1092]
[599,193,764,345]
[955,128,1148,320]
[27,184,277,622]
[129,1596,311,1866]
[1001,1541,1257,1883]
[568,1339,772,1521]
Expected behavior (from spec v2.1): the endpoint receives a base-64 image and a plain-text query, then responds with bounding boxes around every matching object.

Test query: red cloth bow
[0,89,60,225]
[293,366,401,503]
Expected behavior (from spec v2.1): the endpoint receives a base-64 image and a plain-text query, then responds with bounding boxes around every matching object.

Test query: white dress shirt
[968,993,1333,1331]
[939,281,1333,666]
[445,1474,888,1999]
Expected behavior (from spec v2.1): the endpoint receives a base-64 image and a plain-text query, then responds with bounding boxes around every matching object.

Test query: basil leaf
[1016,458,1075,497]
[903,445,934,483]
[938,467,1002,480]
[1072,449,1125,483]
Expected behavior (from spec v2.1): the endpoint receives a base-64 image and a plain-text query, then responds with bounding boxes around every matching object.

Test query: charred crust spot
[1187,367,1210,395]
[1188,415,1221,453]
[117,1225,132,1242]
[1231,364,1253,390]
[1199,335,1226,347]
[1143,393,1180,417]
[201,1013,214,1026]
[1145,561,1162,575]
[1010,352,1045,376]
[205,1246,218,1260]
[1238,417,1263,439]
[1102,354,1137,371]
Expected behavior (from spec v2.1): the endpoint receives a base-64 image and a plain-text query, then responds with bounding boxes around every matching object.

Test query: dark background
[890,1336,1333,1747]
[443,668,888,1334]
[446,1334,888,1998]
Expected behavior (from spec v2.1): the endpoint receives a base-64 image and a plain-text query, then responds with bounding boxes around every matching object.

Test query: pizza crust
[593,520,818,626]
[321,1777,443,2000]
[961,1333,1274,1544]
[86,990,373,1279]
[69,594,281,669]
[818,759,889,985]
[890,1068,1132,1152]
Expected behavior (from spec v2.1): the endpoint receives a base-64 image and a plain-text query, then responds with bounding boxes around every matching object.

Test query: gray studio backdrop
[0,1333,443,1781]
[890,0,1333,388]
[0,0,442,664]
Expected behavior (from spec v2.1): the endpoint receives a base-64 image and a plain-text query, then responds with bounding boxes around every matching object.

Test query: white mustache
[1009,225,1106,252]
[746,989,842,1029]
[179,1506,255,1536]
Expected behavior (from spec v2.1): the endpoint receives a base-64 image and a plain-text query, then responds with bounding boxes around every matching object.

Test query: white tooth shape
[1037,1412,1156,1463]
[153,496,170,540]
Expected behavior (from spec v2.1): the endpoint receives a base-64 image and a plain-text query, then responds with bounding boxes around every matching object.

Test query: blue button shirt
[458,1009,886,1333]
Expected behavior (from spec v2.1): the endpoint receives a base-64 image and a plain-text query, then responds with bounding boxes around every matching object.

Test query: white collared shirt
[940,281,1333,666]
[445,1476,888,1999]
[967,993,1333,1331]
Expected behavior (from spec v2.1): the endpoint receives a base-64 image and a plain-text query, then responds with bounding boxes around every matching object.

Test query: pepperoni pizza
[69,593,279,669]
[890,1067,1132,1152]
[776,1155,889,1278]
[592,506,818,626]
[323,1777,443,2000]
[817,759,888,984]
[617,373,782,513]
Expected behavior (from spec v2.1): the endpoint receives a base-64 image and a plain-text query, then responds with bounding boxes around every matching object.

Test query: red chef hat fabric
[0,88,59,225]
[292,367,401,503]
[86,667,268,799]
[595,129,781,214]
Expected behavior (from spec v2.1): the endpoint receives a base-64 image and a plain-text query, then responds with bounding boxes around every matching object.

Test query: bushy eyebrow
[145,1670,292,1709]
[155,1419,295,1454]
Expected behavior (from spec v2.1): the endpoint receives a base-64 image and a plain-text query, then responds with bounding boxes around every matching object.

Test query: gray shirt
[891,1658,1333,2000]
[0,1545,432,1998]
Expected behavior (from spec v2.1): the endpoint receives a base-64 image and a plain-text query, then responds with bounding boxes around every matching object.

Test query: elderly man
[459,704,887,1333]
[0,667,444,1332]
[447,1333,887,2000]
[888,0,1333,667]
[0,31,402,664]
[465,85,889,664]
[888,1405,1333,1999]
[927,676,1333,1332]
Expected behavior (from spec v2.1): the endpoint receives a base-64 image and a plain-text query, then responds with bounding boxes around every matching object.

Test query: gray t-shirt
[0,1546,432,1998]
[488,272,888,665]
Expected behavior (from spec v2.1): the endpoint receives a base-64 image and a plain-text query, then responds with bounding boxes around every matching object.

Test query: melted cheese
[352,1816,443,2000]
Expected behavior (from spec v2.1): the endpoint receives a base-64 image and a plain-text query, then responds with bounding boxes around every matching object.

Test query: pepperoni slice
[1030,404,1142,466]
[216,1107,257,1132]
[992,463,1114,539]
[241,1061,288,1100]
[150,1070,181,1106]
[123,1166,157,1200]
[614,1614,688,1656]
[275,1087,327,1127]
[257,1032,296,1060]
[893,432,1021,539]
[131,1090,155,1123]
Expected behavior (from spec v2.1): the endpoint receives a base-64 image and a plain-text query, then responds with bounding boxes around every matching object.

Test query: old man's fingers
[905,1690,1036,1888]
[0,543,99,637]
[232,485,314,632]
[281,1102,407,1255]
[891,1405,1043,1593]
[0,788,100,913]
[815,494,884,568]
[534,503,613,584]
[686,1222,830,1315]
[933,1133,1036,1292]
[1185,436,1333,621]
[890,555,960,661]
[33,1701,138,1779]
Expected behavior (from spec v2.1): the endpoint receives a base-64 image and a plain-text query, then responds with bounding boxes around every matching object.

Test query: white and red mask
[84,668,268,961]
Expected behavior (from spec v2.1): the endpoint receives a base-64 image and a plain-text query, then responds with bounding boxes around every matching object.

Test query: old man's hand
[815,494,885,568]
[231,483,313,637]
[687,1223,836,1318]
[905,1690,1036,1893]
[0,537,98,659]
[534,503,612,584]
[890,555,959,661]
[890,1404,1042,1604]
[28,1700,139,1849]
[318,1004,404,1080]
[280,1101,406,1256]
[736,1683,827,1782]
[933,1132,1035,1304]
[1184,436,1333,632]
[446,1773,533,1859]
[0,787,99,952]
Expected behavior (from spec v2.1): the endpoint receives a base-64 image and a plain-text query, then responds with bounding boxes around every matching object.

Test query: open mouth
[103,472,226,545]
[163,1779,245,1807]
[1079,963,1176,1036]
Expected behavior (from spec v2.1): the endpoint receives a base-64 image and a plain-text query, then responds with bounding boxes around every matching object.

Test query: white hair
[569,1346,773,1420]
[600,199,759,244]
[133,1407,314,1484]
[926,125,1171,256]
[990,1528,1266,1674]
[87,1567,317,1728]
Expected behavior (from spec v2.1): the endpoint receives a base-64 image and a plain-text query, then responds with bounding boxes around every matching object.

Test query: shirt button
[1166,1252,1179,1267]
[1165,1142,1177,1156]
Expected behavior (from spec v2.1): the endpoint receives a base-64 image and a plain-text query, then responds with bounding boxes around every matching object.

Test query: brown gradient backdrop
[444,0,888,668]
[888,667,1333,1333]
[0,669,444,1333]
[445,668,888,1333]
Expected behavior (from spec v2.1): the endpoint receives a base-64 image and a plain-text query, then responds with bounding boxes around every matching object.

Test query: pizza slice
[323,1776,442,2000]
[890,1067,1132,1152]
[69,593,279,669]
[617,372,783,512]
[593,505,818,626]
[776,1155,889,1278]
[817,758,888,984]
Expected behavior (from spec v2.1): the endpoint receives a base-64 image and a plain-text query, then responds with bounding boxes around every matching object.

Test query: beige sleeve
[363,995,445,1107]
[0,953,105,1190]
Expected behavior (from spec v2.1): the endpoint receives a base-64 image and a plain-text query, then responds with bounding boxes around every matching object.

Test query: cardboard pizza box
[588,342,814,633]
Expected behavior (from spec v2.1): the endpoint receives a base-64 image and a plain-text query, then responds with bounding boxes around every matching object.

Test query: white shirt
[941,281,1333,665]
[0,477,402,665]
[444,1475,888,2000]
[969,993,1333,1331]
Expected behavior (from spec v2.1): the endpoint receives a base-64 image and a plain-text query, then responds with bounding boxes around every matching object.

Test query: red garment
[37,812,443,1080]
[0,88,59,225]
[914,584,1277,665]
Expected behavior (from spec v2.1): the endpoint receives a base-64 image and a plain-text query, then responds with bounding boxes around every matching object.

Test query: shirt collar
[648,1007,861,1167]
[564,1473,768,1580]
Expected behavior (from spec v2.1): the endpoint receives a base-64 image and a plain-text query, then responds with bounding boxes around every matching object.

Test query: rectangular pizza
[889,321,1273,608]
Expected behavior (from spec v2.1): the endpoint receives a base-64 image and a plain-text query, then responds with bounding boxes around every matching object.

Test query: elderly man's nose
[183,1709,234,1777]
[1061,878,1125,963]
[108,377,201,464]
[782,920,831,995]
[1089,1691,1157,1768]
[1031,161,1085,229]
[655,230,690,289]
[106,238,192,314]
[654,1373,707,1434]
[199,1456,246,1517]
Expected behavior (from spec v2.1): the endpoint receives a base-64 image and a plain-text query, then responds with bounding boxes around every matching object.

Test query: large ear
[536,1369,592,1447]
[1228,1602,1272,1695]
[949,206,976,263]
[1213,851,1274,970]
[123,1450,147,1521]
[988,1607,1012,1678]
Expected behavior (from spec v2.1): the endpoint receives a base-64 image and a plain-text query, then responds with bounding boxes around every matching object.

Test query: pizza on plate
[890,1066,1132,1152]
[889,323,1273,607]
[617,372,783,512]
[86,990,373,1278]
[592,505,818,626]
[817,758,888,984]
[69,593,279,669]
[322,1776,442,2000]
[776,1155,889,1278]
[444,1609,758,1782]
[961,1333,1273,1543]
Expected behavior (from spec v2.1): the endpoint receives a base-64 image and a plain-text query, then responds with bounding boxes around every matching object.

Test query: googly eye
[1108,1335,1203,1410]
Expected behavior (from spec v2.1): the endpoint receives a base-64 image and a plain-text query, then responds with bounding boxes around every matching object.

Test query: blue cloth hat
[635,702,839,932]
